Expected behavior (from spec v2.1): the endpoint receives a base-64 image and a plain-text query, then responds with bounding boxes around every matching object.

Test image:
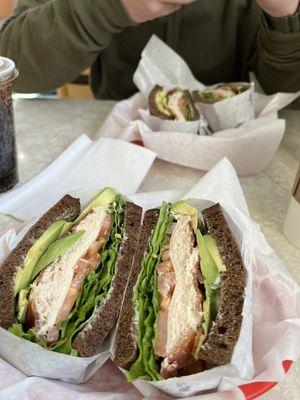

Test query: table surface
[1,97,300,399]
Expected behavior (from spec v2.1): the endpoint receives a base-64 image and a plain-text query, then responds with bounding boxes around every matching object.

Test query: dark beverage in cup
[0,57,19,193]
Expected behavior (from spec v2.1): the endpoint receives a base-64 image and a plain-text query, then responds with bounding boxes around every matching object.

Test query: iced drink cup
[0,57,18,193]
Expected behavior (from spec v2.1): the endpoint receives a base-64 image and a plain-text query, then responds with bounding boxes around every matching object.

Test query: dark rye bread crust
[113,208,160,369]
[148,85,172,120]
[200,203,245,365]
[0,195,80,329]
[73,202,143,357]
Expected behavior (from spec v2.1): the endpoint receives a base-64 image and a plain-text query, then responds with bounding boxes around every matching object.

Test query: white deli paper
[97,36,300,175]
[0,135,156,221]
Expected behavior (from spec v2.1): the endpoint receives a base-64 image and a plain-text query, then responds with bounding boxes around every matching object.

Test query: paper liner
[133,36,204,97]
[0,136,156,221]
[0,327,110,384]
[197,83,255,132]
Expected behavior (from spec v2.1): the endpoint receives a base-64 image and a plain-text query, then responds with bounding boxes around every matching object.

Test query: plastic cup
[0,56,19,193]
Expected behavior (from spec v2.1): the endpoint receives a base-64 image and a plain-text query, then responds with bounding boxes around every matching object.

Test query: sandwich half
[1,188,142,357]
[114,201,245,380]
[149,85,200,121]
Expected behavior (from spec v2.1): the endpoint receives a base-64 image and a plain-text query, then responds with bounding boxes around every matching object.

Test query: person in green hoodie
[0,0,299,99]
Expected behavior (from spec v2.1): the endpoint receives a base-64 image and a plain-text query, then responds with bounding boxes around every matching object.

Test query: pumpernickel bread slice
[113,208,160,369]
[0,195,80,329]
[200,203,245,365]
[148,85,172,120]
[72,202,143,357]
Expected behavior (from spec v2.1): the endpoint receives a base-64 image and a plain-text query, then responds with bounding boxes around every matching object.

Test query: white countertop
[1,97,300,399]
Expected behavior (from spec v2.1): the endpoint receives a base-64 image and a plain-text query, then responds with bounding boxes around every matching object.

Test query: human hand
[122,0,194,24]
[256,0,299,18]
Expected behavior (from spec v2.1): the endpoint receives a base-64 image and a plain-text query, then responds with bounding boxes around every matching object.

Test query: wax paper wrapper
[197,82,255,132]
[98,36,300,175]
[0,135,156,220]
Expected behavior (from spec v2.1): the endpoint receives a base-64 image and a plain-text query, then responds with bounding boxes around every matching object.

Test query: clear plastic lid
[0,57,17,83]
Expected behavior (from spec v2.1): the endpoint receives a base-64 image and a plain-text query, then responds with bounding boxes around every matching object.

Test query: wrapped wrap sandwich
[193,82,255,132]
[193,83,250,104]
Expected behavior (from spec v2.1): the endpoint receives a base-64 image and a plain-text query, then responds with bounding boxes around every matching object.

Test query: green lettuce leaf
[9,323,47,348]
[127,202,173,382]
[17,287,30,323]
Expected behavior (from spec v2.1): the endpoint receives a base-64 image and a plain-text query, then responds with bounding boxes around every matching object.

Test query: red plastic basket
[238,360,293,400]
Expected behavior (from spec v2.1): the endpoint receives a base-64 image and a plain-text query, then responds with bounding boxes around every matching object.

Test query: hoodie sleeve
[252,9,300,94]
[0,0,135,93]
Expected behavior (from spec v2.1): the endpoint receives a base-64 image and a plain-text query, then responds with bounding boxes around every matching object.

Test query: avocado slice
[171,201,198,231]
[59,221,74,237]
[155,90,172,117]
[17,287,30,323]
[194,230,221,359]
[14,220,68,296]
[77,187,118,222]
[204,235,226,272]
[199,233,221,285]
[196,296,211,352]
[31,230,85,281]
